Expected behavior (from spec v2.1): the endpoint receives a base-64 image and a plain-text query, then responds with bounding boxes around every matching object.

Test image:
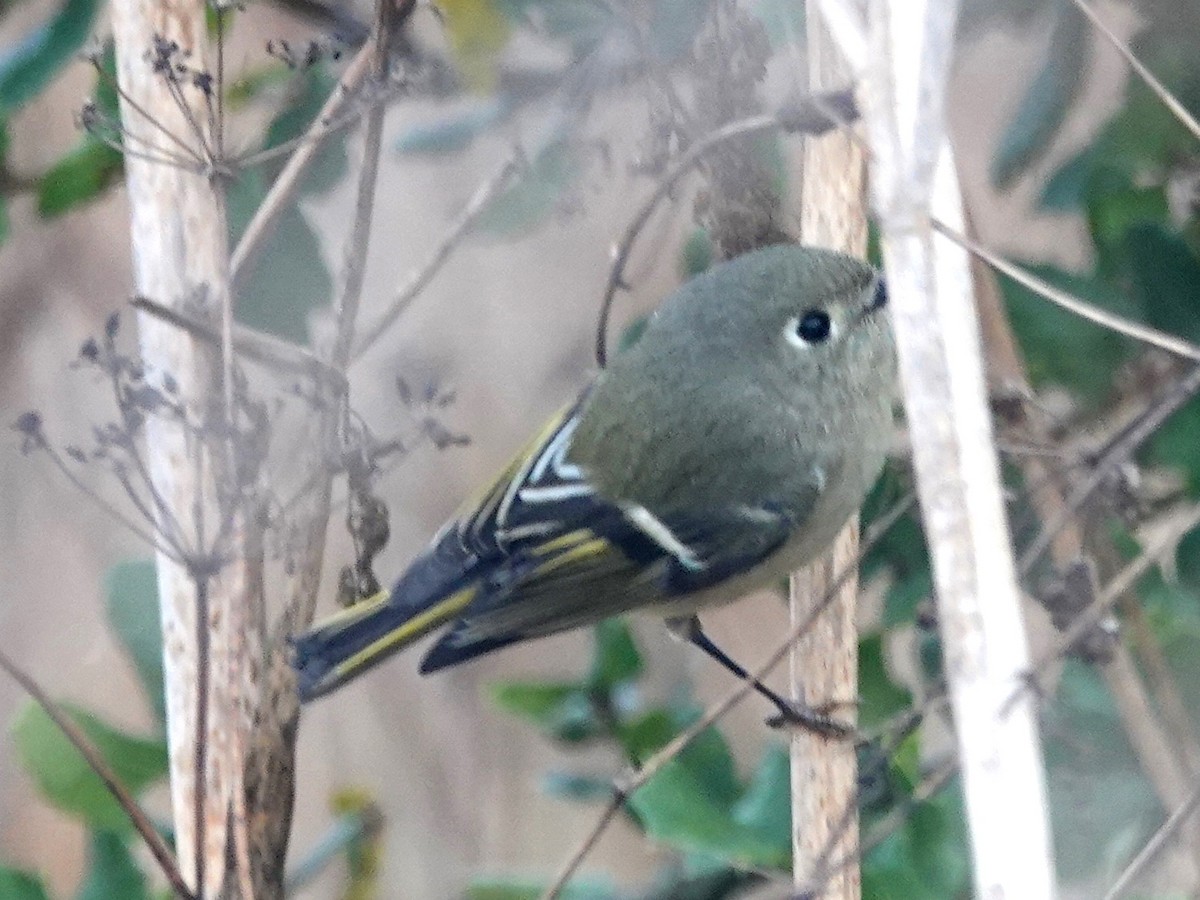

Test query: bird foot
[765,700,855,739]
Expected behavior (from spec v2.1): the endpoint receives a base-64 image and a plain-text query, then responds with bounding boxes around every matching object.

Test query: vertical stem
[108,1,244,895]
[789,7,868,897]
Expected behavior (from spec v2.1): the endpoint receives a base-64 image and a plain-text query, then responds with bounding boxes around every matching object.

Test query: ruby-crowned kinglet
[294,244,896,715]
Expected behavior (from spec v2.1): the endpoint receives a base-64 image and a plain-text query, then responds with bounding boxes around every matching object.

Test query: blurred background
[2,0,1197,897]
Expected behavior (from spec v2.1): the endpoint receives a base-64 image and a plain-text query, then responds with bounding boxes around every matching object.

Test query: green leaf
[34,43,121,219]
[907,788,970,896]
[677,725,740,809]
[679,228,713,278]
[1124,223,1200,343]
[477,142,578,236]
[587,619,642,690]
[861,831,926,900]
[858,635,911,729]
[540,771,613,803]
[227,66,345,343]
[860,474,932,628]
[616,315,649,354]
[466,877,614,900]
[1044,660,1159,880]
[260,67,347,192]
[1038,142,1097,211]
[76,830,149,900]
[991,1,1088,188]
[489,681,599,743]
[617,708,678,761]
[999,264,1136,406]
[1086,177,1171,275]
[394,98,511,156]
[730,743,789,854]
[104,561,165,728]
[11,701,168,832]
[751,0,806,48]
[0,867,50,900]
[630,759,787,869]
[0,0,101,113]
[36,138,123,217]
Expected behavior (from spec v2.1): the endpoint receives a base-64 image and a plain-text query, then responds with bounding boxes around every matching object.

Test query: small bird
[293,244,896,729]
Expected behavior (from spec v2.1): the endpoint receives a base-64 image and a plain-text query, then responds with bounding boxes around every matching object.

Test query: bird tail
[292,583,478,702]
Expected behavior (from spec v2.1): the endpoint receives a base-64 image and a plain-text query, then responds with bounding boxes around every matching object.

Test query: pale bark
[109,2,249,894]
[817,0,1058,896]
[788,6,868,896]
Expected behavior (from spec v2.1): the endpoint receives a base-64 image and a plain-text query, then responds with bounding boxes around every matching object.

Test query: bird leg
[669,616,854,739]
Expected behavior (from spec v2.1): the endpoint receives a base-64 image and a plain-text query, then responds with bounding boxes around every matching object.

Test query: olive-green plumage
[294,244,897,702]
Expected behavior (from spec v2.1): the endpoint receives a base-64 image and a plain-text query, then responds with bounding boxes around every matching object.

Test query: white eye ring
[785,310,835,348]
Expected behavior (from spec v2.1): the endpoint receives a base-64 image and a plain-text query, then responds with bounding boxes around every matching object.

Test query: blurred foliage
[6,0,1200,897]
[0,559,169,899]
[226,63,346,342]
[979,1,1200,892]
[0,0,99,113]
[480,618,966,899]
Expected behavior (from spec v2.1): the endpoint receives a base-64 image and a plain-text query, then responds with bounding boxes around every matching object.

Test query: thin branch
[1017,364,1200,576]
[130,295,345,385]
[351,152,522,360]
[593,90,857,367]
[229,43,374,288]
[540,495,914,898]
[231,104,365,170]
[1103,781,1200,900]
[90,56,205,165]
[934,221,1200,364]
[193,576,210,894]
[1019,501,1200,696]
[0,647,195,900]
[38,444,183,563]
[1068,0,1200,145]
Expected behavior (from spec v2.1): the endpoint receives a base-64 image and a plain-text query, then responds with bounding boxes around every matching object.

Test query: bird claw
[765,701,854,739]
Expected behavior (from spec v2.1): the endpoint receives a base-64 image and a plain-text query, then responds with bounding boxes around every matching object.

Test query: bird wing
[419,497,808,672]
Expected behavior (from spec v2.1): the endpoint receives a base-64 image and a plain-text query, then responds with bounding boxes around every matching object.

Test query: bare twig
[935,221,1200,364]
[594,90,856,367]
[0,647,195,900]
[1021,501,1200,693]
[229,43,374,287]
[130,295,344,385]
[971,223,1200,825]
[1068,0,1200,145]
[329,28,390,369]
[1017,364,1200,576]
[1104,781,1200,900]
[351,152,522,360]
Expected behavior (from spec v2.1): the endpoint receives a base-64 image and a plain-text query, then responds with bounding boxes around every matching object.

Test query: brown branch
[969,238,1200,855]
[936,221,1200,363]
[351,151,522,360]
[1020,502,1200,691]
[130,295,344,385]
[1103,781,1200,900]
[593,89,857,367]
[0,648,194,900]
[229,43,374,289]
[1068,0,1200,145]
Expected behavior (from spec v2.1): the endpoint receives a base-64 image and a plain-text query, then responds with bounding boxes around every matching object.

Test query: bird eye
[794,309,832,344]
